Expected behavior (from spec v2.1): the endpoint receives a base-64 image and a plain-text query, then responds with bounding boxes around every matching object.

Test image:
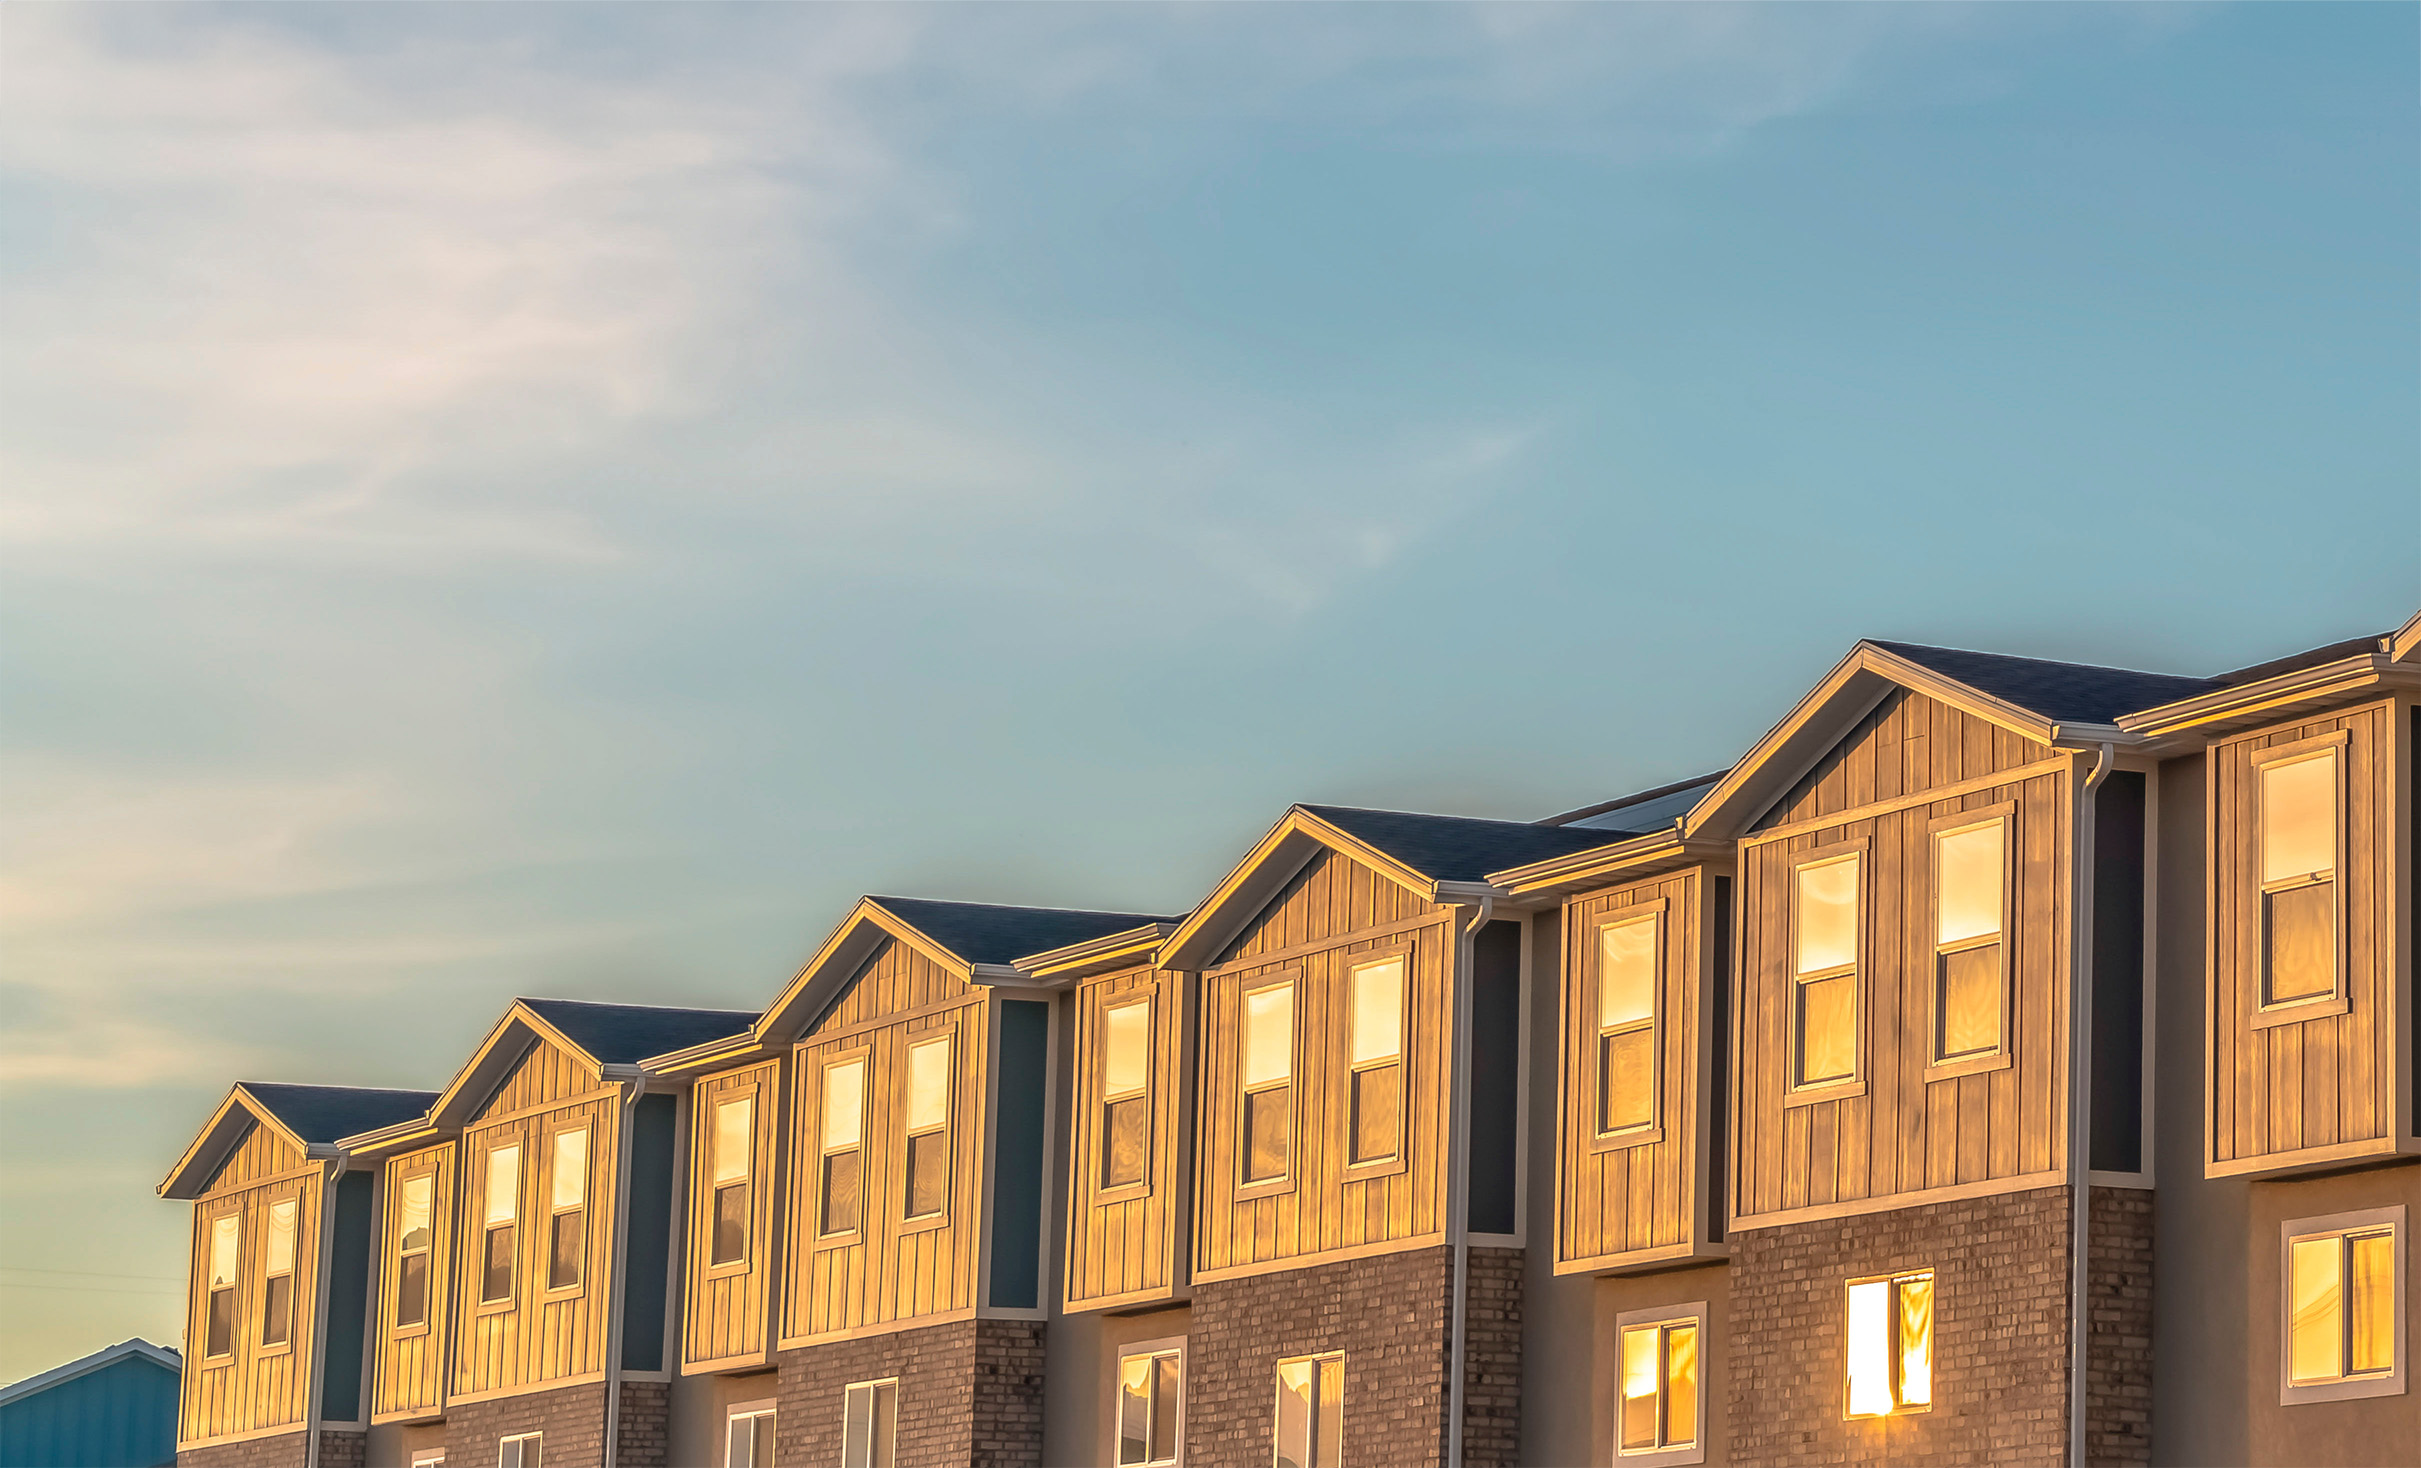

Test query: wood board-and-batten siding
[1063,964,1191,1312]
[1193,848,1451,1283]
[2207,699,2411,1175]
[1735,690,2073,1229]
[783,938,989,1344]
[181,1122,319,1449]
[370,1143,455,1423]
[451,1040,621,1402]
[683,1060,784,1371]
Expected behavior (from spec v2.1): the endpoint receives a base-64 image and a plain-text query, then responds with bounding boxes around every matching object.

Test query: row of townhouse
[158,606,2421,1468]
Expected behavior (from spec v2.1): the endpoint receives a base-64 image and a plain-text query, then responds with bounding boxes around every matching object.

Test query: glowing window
[1845,1270,1933,1418]
[395,1172,434,1330]
[2259,750,2339,1006]
[1241,980,1294,1185]
[1117,1344,1183,1467]
[1793,855,1861,1087]
[1272,1352,1342,1468]
[2284,1208,2404,1403]
[819,1059,866,1236]
[1598,915,1659,1134]
[481,1144,519,1304]
[904,1036,952,1219]
[1347,956,1405,1164]
[1102,1000,1152,1190]
[260,1198,297,1347]
[547,1128,587,1290]
[1618,1306,1703,1462]
[205,1213,239,1360]
[1933,820,2006,1061]
[710,1094,754,1267]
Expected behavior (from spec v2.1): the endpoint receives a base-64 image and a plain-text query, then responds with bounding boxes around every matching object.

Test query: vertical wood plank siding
[683,1060,784,1369]
[449,1039,623,1400]
[1192,849,1451,1280]
[180,1121,318,1447]
[370,1143,455,1421]
[2207,700,2402,1169]
[1063,964,1191,1311]
[1736,692,2071,1225]
[780,938,989,1343]
[1556,866,1714,1270]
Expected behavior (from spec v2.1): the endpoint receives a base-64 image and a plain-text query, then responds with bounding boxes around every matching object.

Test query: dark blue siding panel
[620,1092,678,1372]
[0,1355,179,1468]
[987,1000,1051,1310]
[322,1171,374,1423]
[1466,920,1522,1235]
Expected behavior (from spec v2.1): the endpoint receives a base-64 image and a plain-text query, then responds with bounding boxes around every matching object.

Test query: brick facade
[615,1379,670,1468]
[1461,1246,1524,1468]
[178,1429,310,1468]
[775,1318,1045,1468]
[1728,1185,2073,1467]
[2086,1187,2154,1467]
[316,1429,366,1468]
[446,1381,610,1468]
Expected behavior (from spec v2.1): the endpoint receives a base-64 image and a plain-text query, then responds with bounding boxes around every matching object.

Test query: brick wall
[179,1429,309,1468]
[776,1318,1045,1468]
[316,1429,365,1468]
[446,1380,610,1468]
[615,1379,670,1468]
[1729,1185,2072,1467]
[1460,1246,1524,1468]
[1186,1247,1454,1468]
[2086,1187,2153,1467]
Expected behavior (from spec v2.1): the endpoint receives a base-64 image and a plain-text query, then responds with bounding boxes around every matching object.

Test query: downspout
[2068,743,2115,1468]
[601,1077,644,1468]
[1445,893,1492,1468]
[303,1156,344,1468]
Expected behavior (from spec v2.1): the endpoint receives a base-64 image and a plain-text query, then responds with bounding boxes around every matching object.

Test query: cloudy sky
[1,1,2413,1380]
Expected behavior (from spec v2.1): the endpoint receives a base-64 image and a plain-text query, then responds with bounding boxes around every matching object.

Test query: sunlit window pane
[1118,1356,1152,1466]
[1896,1275,1933,1407]
[1938,945,2002,1058]
[712,1181,748,1266]
[1153,1355,1181,1463]
[210,1214,239,1287]
[1244,984,1294,1087]
[1618,1324,1659,1450]
[1936,823,2003,944]
[1600,1029,1654,1133]
[551,1130,587,1211]
[399,1174,432,1253]
[2262,753,2336,883]
[2349,1232,2394,1375]
[2288,1235,2343,1382]
[1600,918,1657,1029]
[1665,1324,1699,1447]
[485,1145,521,1226]
[266,1198,296,1274]
[713,1097,754,1186]
[1798,974,1857,1085]
[1275,1360,1313,1468]
[905,1131,948,1217]
[1245,1086,1290,1182]
[1104,1096,1147,1189]
[821,1150,861,1235]
[1350,958,1403,1066]
[1313,1357,1342,1468]
[1796,856,1859,976]
[1351,1061,1399,1162]
[2264,883,2334,1003]
[823,1061,864,1150]
[1105,1003,1150,1099]
[1845,1279,1893,1417]
[908,1038,951,1134]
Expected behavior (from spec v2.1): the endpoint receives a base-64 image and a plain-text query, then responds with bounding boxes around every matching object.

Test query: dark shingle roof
[240,1083,436,1144]
[519,998,756,1065]
[1547,771,1728,835]
[1299,805,1621,884]
[1870,641,2223,724]
[872,898,1178,966]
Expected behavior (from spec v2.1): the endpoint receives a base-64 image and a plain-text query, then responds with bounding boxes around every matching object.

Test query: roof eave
[1015,923,1181,985]
[637,1030,775,1080]
[159,1085,314,1200]
[1488,831,1734,903]
[755,898,981,1044]
[1158,808,1443,972]
[2116,655,2419,749]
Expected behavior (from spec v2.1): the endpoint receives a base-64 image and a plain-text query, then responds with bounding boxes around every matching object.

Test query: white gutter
[1444,893,1492,1468]
[2067,742,2115,1468]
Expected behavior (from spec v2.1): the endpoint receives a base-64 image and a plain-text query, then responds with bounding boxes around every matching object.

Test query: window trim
[1591,902,1668,1152]
[1098,993,1156,1200]
[840,1376,900,1468]
[202,1207,240,1365]
[813,1047,873,1245]
[1114,1333,1186,1468]
[899,1028,955,1229]
[1271,1350,1344,1468]
[476,1138,522,1313]
[392,1166,437,1337]
[1841,1267,1935,1420]
[543,1124,589,1296]
[1785,839,1868,1106]
[725,1397,776,1468]
[1924,805,2017,1081]
[257,1193,299,1355]
[1341,944,1413,1180]
[705,1089,756,1276]
[2249,733,2351,1027]
[2279,1204,2407,1405]
[1236,970,1301,1200]
[497,1430,542,1468]
[1613,1300,1708,1467]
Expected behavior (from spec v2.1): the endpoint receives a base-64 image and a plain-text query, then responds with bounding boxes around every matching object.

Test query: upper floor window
[1845,1268,1932,1418]
[1347,956,1405,1164]
[904,1035,952,1219]
[1102,999,1151,1190]
[1793,854,1861,1088]
[395,1172,434,1329]
[205,1212,239,1360]
[1117,1342,1183,1467]
[1933,819,2007,1063]
[1241,979,1295,1185]
[725,1400,775,1468]
[1617,1302,1703,1465]
[819,1058,865,1237]
[547,1128,587,1290]
[260,1197,297,1348]
[1273,1351,1342,1468]
[2282,1205,2405,1404]
[841,1378,898,1468]
[481,1143,520,1304]
[2259,747,2340,1007]
[710,1095,754,1267]
[1598,914,1659,1135]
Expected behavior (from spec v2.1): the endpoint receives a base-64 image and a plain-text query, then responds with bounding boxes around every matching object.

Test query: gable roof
[0,1338,178,1408]
[161,1081,435,1200]
[756,895,1177,1040]
[1868,642,2222,725]
[427,997,755,1130]
[1297,806,1617,883]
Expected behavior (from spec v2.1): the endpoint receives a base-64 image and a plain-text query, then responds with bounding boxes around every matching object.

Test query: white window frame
[841,1377,899,1468]
[545,1125,588,1294]
[708,1092,755,1271]
[1593,908,1664,1144]
[203,1209,240,1362]
[1344,951,1409,1171]
[2280,1204,2407,1405]
[1927,809,2014,1075]
[724,1397,776,1468]
[2252,737,2348,1020]
[480,1141,520,1308]
[1271,1350,1343,1468]
[817,1052,870,1240]
[1100,995,1154,1195]
[901,1032,953,1223]
[1613,1300,1707,1467]
[1115,1334,1186,1468]
[497,1431,541,1468]
[259,1195,298,1352]
[394,1170,436,1334]
[1787,846,1865,1099]
[1238,974,1299,1193]
[409,1450,446,1468]
[1842,1267,1934,1419]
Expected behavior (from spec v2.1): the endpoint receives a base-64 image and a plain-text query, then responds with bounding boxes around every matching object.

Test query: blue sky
[1,1,2413,1379]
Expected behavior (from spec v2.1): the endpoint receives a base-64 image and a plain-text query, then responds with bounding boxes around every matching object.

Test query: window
[1617,1303,1704,1465]
[1598,914,1659,1135]
[2281,1206,2405,1404]
[260,1198,297,1348]
[396,1173,434,1329]
[1102,999,1151,1190]
[1844,1269,1933,1418]
[1241,980,1295,1185]
[205,1212,239,1360]
[725,1401,775,1468]
[841,1378,898,1468]
[710,1095,754,1267]
[409,1451,446,1468]
[497,1432,541,1468]
[819,1059,865,1236]
[1117,1341,1183,1467]
[1272,1352,1342,1468]
[1933,819,2007,1063]
[547,1129,587,1290]
[1347,956,1405,1164]
[1793,854,1861,1088]
[2259,747,2340,1007]
[481,1143,519,1304]
[904,1035,951,1219]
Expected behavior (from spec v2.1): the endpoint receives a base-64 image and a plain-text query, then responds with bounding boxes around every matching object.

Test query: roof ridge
[518,996,757,1015]
[1298,801,1549,829]
[871,895,1175,919]
[1867,638,2213,683]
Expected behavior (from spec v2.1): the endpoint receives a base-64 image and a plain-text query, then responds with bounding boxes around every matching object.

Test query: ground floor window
[1844,1268,1933,1418]
[2282,1205,2406,1405]
[726,1398,775,1468]
[842,1377,899,1468]
[497,1432,540,1468]
[1118,1338,1184,1466]
[1273,1351,1342,1468]
[1615,1301,1705,1465]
